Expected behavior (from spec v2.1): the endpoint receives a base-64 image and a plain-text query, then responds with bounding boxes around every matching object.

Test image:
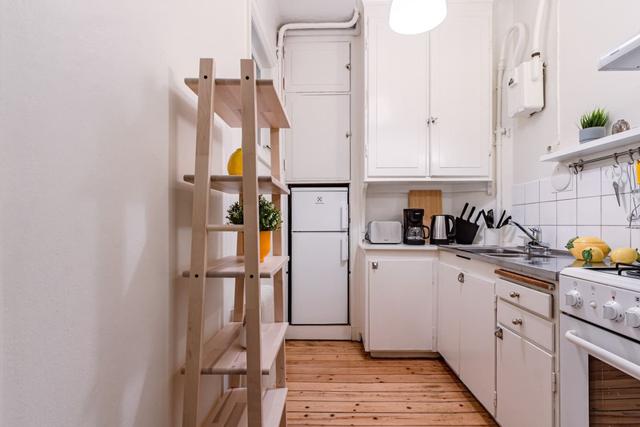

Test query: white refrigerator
[290,187,349,325]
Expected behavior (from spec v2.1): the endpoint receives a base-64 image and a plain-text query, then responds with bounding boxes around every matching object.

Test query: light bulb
[389,0,448,35]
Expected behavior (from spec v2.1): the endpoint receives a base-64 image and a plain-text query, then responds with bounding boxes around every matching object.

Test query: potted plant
[226,196,282,262]
[579,108,609,143]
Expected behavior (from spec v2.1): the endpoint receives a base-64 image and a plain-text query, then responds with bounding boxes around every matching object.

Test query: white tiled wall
[511,165,640,250]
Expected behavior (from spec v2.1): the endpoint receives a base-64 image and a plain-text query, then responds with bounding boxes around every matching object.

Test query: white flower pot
[579,126,606,143]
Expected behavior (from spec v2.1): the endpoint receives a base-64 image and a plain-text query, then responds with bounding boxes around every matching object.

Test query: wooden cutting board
[408,190,443,226]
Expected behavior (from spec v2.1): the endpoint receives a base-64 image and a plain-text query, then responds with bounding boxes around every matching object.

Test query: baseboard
[286,325,353,340]
[369,350,440,359]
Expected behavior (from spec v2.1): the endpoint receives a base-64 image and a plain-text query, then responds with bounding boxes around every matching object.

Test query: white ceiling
[276,0,357,24]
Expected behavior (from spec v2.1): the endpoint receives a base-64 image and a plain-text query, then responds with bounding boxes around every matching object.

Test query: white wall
[0,0,250,426]
[512,0,640,184]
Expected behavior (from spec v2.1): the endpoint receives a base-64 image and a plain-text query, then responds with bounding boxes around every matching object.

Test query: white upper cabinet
[284,39,351,93]
[429,1,493,177]
[365,3,429,178]
[364,0,493,180]
[285,92,351,182]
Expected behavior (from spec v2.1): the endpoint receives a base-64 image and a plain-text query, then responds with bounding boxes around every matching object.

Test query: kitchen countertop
[360,242,439,251]
[438,245,578,282]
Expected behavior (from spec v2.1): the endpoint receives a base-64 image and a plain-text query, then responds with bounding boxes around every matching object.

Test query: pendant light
[389,0,447,35]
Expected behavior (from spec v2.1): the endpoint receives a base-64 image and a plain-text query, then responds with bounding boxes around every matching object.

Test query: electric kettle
[430,215,456,245]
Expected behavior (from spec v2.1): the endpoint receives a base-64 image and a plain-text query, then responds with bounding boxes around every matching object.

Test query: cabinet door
[365,3,429,178]
[369,257,433,351]
[497,327,554,427]
[284,93,350,182]
[459,272,496,415]
[284,40,350,92]
[429,1,492,177]
[437,262,462,373]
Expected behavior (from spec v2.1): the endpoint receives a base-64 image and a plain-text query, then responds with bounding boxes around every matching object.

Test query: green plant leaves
[226,196,282,231]
[580,108,609,129]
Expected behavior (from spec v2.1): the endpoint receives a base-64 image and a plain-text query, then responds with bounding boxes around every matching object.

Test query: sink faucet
[508,220,550,253]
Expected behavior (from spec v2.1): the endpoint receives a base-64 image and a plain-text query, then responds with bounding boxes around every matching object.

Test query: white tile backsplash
[512,183,525,206]
[540,226,556,248]
[577,226,601,237]
[525,203,540,226]
[577,197,601,225]
[540,201,556,225]
[556,199,577,225]
[539,178,556,202]
[602,226,630,249]
[557,226,577,250]
[577,167,601,198]
[556,175,576,200]
[602,194,630,226]
[512,170,639,251]
[512,205,525,224]
[525,180,540,204]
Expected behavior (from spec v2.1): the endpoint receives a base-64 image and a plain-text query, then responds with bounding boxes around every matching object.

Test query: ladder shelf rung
[183,174,289,195]
[180,322,288,376]
[207,224,244,232]
[182,255,288,279]
[201,387,287,427]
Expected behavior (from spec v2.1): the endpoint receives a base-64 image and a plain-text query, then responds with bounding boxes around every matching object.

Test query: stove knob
[625,307,640,328]
[565,290,583,308]
[603,301,624,322]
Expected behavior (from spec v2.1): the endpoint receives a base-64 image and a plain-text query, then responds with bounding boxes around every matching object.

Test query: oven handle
[565,329,640,381]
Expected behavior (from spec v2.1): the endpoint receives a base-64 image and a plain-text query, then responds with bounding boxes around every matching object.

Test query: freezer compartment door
[291,232,349,325]
[291,188,348,232]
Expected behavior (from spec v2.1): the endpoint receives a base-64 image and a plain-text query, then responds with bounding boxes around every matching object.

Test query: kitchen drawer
[498,299,554,352]
[496,278,552,318]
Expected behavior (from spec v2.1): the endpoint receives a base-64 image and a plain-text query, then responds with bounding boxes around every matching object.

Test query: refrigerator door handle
[340,235,349,262]
[340,203,348,231]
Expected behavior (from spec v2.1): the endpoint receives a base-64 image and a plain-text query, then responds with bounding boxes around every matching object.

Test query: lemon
[582,247,605,263]
[566,236,610,259]
[227,148,243,176]
[610,247,639,265]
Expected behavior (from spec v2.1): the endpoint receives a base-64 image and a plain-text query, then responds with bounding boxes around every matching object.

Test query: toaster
[366,221,402,244]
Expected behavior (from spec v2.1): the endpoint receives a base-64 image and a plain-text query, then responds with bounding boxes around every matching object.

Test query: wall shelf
[539,128,640,163]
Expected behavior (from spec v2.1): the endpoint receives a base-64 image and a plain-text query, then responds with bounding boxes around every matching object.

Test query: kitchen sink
[462,247,527,255]
[488,253,554,259]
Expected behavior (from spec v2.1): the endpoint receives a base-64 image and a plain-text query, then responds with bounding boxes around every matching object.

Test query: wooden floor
[285,341,497,426]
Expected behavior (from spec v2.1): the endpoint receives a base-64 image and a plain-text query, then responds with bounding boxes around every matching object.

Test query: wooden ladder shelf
[181,58,291,427]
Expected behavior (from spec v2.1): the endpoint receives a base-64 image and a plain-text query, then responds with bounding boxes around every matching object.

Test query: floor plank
[286,340,497,426]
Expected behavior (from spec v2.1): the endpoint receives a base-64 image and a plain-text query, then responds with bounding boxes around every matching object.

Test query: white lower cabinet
[437,259,495,414]
[367,254,434,351]
[497,327,554,427]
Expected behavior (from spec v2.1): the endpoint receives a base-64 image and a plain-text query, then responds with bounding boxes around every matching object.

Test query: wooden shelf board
[201,387,287,427]
[539,127,640,163]
[184,78,291,129]
[205,322,287,375]
[183,174,289,195]
[180,322,287,375]
[182,255,288,279]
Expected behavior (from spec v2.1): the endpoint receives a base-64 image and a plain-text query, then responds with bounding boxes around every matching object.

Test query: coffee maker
[403,209,430,245]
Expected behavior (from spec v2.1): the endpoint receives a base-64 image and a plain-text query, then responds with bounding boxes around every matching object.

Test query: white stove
[559,266,640,426]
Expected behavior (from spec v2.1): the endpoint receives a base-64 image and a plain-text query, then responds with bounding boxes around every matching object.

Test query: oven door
[560,313,640,426]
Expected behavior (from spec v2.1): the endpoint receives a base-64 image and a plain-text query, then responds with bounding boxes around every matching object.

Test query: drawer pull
[509,291,520,298]
[457,273,465,283]
[512,318,523,325]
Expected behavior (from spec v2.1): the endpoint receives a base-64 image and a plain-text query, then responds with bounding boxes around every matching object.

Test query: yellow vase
[259,231,271,263]
[227,148,243,176]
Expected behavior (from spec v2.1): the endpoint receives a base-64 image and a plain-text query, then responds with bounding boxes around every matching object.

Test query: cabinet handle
[431,117,439,124]
[457,272,465,283]
[345,131,352,139]
[345,63,351,70]
[372,261,379,270]
[495,327,503,340]
[509,291,520,298]
[512,318,523,326]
